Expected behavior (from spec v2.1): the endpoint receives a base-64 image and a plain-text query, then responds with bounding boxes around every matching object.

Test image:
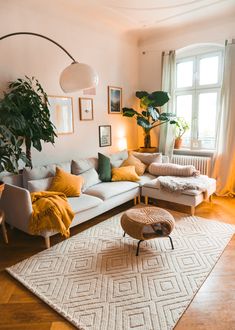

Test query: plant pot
[0,181,5,199]
[139,147,158,153]
[174,138,183,149]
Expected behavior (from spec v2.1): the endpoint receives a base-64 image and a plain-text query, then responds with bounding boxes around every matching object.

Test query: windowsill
[173,148,215,157]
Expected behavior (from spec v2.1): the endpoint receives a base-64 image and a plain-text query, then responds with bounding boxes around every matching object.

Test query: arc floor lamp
[0,32,99,93]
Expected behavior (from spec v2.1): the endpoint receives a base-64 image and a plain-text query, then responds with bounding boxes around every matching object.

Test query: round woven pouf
[121,206,175,256]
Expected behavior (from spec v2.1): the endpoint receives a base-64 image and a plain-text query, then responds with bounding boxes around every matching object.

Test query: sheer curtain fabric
[159,50,176,159]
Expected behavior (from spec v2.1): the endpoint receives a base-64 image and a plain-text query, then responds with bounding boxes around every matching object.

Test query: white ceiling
[88,0,235,30]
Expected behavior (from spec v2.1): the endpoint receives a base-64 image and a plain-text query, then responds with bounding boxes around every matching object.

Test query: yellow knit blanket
[29,191,75,238]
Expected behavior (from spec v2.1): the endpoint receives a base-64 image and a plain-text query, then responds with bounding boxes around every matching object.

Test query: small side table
[121,206,175,256]
[0,210,8,243]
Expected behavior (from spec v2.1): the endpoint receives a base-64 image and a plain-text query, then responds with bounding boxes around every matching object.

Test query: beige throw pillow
[121,154,146,176]
[131,151,162,165]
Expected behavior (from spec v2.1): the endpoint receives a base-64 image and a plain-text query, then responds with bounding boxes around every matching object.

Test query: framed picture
[108,86,122,114]
[99,125,112,147]
[79,97,94,121]
[48,96,74,134]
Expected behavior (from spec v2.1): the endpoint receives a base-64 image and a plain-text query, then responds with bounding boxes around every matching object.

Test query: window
[175,50,223,150]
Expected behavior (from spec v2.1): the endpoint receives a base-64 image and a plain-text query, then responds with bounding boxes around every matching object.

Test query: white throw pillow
[23,164,56,189]
[28,177,53,192]
[109,150,128,162]
[71,159,94,175]
[79,168,101,192]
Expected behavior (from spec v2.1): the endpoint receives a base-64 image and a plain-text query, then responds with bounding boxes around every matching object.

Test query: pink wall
[0,0,139,166]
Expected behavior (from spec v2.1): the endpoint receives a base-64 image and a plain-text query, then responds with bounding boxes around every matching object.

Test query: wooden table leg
[1,219,8,244]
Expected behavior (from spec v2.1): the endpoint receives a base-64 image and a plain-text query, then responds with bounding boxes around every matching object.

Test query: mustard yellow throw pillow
[121,154,146,176]
[49,167,84,197]
[112,166,140,182]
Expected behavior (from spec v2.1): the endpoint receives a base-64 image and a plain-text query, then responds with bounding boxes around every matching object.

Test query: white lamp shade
[60,62,98,93]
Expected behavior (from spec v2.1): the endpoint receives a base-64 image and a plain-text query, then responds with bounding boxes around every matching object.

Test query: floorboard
[0,197,234,330]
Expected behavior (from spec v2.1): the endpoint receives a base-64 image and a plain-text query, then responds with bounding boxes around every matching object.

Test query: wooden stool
[121,206,175,256]
[0,210,8,243]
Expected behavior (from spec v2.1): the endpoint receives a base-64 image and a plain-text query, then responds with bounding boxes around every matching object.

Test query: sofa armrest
[0,184,33,234]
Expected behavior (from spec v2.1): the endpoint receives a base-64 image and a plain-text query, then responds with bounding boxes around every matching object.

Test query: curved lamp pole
[0,32,98,92]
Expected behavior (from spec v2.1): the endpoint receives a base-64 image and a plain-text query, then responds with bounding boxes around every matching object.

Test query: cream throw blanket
[157,175,211,199]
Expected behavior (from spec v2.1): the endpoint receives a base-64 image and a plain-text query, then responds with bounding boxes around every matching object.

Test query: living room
[0,0,235,329]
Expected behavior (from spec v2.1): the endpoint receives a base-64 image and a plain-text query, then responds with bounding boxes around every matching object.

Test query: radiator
[171,155,211,176]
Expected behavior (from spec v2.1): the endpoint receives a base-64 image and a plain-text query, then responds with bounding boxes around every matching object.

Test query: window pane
[176,61,193,88]
[176,94,192,147]
[199,56,219,85]
[198,92,217,149]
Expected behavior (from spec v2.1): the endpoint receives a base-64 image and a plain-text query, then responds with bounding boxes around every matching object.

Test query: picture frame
[48,96,74,134]
[79,97,94,121]
[108,86,122,114]
[99,125,112,147]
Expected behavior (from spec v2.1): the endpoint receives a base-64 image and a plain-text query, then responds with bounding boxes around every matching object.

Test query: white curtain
[159,50,176,159]
[213,41,235,196]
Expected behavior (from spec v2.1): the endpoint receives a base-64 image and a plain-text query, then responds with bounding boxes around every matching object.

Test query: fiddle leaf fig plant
[0,125,29,173]
[123,91,175,148]
[0,76,57,168]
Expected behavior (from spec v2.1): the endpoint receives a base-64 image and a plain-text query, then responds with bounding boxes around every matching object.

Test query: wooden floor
[0,197,234,330]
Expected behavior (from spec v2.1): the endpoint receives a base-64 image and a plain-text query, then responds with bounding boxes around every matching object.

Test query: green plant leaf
[122,108,139,117]
[137,117,151,130]
[147,107,159,121]
[135,91,149,99]
[148,91,170,107]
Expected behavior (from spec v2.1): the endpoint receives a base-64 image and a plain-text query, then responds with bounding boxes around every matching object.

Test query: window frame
[175,50,223,151]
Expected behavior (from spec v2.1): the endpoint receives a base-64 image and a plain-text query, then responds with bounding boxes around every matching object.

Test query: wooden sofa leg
[145,196,149,205]
[209,194,213,203]
[191,206,195,216]
[138,195,141,204]
[134,197,137,205]
[45,237,50,249]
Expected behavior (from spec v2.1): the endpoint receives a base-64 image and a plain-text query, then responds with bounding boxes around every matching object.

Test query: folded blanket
[157,175,210,199]
[29,191,74,238]
[148,162,200,177]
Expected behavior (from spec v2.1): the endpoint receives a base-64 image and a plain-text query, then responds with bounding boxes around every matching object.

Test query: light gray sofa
[0,151,156,248]
[0,150,216,248]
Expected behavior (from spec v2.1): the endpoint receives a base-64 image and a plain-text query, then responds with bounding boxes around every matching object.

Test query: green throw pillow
[98,153,111,182]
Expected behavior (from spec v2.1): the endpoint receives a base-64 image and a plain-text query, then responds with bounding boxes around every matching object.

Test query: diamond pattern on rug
[7,213,234,330]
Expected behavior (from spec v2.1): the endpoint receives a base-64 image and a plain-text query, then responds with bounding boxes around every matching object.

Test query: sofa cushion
[121,154,146,176]
[49,167,84,197]
[143,178,207,196]
[28,177,53,192]
[79,168,101,191]
[71,158,94,175]
[56,161,71,173]
[85,181,139,200]
[23,164,56,189]
[112,166,140,182]
[109,150,128,162]
[98,153,112,182]
[131,151,162,165]
[67,194,102,213]
[138,173,156,187]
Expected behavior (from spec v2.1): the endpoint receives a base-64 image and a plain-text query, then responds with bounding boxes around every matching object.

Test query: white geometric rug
[7,212,234,330]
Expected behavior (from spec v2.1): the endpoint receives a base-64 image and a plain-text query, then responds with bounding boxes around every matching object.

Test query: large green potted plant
[0,125,28,173]
[0,76,57,168]
[0,124,29,197]
[123,91,175,150]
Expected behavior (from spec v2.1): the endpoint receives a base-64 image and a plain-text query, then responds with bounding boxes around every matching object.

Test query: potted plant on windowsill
[122,91,175,151]
[173,117,190,149]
